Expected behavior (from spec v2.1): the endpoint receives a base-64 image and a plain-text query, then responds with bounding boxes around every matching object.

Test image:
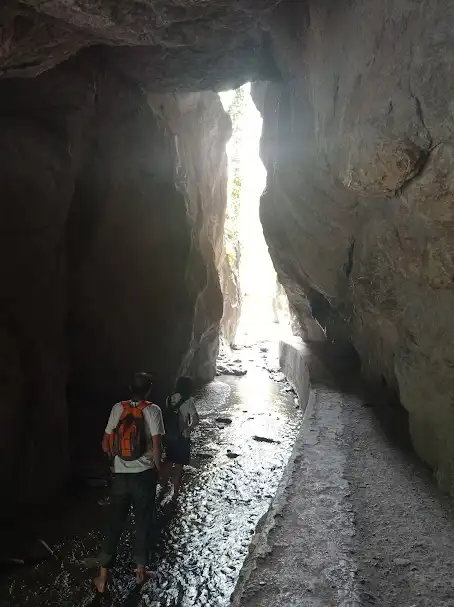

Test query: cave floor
[3,345,454,607]
[236,384,454,607]
[0,343,302,607]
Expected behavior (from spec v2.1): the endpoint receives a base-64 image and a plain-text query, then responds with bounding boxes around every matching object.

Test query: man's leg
[159,459,172,485]
[131,469,158,583]
[170,464,183,495]
[171,438,190,496]
[94,474,130,592]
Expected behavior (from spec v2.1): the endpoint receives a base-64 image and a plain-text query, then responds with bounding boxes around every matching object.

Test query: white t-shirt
[105,401,165,473]
[169,394,198,439]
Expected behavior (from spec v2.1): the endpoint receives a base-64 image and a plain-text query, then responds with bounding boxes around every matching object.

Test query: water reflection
[144,371,300,607]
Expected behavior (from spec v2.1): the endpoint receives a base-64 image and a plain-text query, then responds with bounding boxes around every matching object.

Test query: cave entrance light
[220,84,293,347]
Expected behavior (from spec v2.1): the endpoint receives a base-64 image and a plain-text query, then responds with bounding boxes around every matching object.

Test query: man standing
[94,372,165,593]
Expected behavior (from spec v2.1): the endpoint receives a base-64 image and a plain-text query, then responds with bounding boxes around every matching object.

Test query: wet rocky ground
[0,343,302,607]
[4,341,454,607]
[235,381,454,607]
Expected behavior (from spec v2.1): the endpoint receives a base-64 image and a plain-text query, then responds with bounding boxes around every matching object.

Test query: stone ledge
[279,338,310,412]
[279,338,333,412]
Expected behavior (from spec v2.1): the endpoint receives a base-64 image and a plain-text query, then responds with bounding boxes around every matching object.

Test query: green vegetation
[225,86,246,269]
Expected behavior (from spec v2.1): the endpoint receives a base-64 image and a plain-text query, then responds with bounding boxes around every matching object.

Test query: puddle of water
[0,347,301,607]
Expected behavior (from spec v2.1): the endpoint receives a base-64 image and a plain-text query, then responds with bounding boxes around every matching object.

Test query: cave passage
[220,84,293,349]
[0,346,302,607]
[4,0,454,603]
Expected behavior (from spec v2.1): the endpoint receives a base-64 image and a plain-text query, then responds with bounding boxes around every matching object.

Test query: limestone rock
[0,3,93,78]
[216,361,247,377]
[219,247,241,346]
[148,92,232,383]
[20,0,274,46]
[0,56,230,510]
[255,0,454,493]
[67,73,196,400]
[103,31,278,92]
[0,57,97,511]
[3,0,454,507]
[0,0,279,87]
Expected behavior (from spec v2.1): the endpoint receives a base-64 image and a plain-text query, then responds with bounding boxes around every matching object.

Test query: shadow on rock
[308,341,416,460]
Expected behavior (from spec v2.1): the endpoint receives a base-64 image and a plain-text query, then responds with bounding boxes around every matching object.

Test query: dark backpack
[109,401,150,461]
[164,395,187,441]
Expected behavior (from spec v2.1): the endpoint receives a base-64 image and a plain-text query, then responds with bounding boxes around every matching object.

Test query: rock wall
[0,55,230,510]
[256,0,454,492]
[148,92,231,382]
[3,0,454,501]
[0,0,279,86]
[219,248,241,346]
[219,88,245,347]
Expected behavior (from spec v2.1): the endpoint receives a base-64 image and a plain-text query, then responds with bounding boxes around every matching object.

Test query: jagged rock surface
[255,0,454,492]
[148,92,231,382]
[0,0,279,87]
[3,0,454,504]
[0,56,230,510]
[219,250,241,346]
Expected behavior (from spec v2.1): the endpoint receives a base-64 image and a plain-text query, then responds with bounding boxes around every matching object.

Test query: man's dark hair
[130,372,152,401]
[175,376,194,400]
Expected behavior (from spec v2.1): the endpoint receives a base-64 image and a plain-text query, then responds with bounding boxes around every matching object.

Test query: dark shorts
[165,436,191,465]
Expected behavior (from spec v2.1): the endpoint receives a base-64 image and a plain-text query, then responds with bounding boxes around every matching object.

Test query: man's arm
[147,405,166,473]
[187,411,200,431]
[187,400,200,432]
[102,433,111,453]
[151,434,162,473]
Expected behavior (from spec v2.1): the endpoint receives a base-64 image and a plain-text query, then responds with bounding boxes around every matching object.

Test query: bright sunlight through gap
[220,84,294,346]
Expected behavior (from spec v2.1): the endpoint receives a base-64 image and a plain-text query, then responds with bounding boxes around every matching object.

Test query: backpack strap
[169,394,187,413]
[137,400,150,412]
[119,400,149,418]
[119,401,131,418]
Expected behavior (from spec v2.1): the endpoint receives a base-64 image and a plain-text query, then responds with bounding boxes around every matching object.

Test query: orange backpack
[109,401,150,461]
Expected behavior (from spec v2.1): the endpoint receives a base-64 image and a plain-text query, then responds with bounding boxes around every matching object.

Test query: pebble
[252,435,280,444]
[216,417,233,424]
